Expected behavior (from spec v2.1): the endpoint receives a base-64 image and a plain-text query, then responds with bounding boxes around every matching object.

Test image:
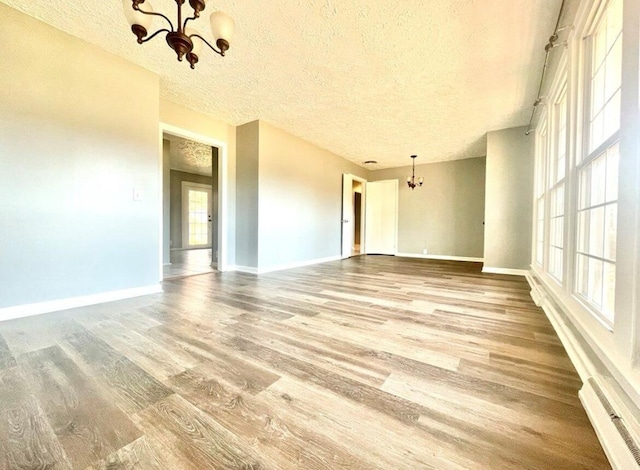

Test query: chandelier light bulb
[210,11,235,42]
[122,0,154,31]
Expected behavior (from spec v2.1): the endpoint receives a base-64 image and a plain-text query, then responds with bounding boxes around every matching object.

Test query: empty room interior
[0,0,639,468]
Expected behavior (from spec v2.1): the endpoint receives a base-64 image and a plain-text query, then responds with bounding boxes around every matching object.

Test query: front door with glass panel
[181,182,213,248]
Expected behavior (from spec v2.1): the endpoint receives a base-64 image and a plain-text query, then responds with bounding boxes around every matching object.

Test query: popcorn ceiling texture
[165,134,213,176]
[1,0,560,168]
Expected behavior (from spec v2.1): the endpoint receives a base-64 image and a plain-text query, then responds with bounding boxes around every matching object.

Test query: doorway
[341,174,367,258]
[162,132,220,280]
[352,182,363,255]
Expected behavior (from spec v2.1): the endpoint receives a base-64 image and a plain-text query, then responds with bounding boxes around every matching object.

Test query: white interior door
[181,182,213,248]
[365,179,398,255]
[341,174,354,259]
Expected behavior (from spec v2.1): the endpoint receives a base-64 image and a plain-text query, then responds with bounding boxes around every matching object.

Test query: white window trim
[571,0,621,327]
[534,112,548,269]
[549,80,568,284]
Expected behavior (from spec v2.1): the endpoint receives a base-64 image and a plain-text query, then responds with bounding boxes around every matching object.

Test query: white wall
[371,157,486,259]
[0,4,161,309]
[484,127,534,271]
[617,0,640,365]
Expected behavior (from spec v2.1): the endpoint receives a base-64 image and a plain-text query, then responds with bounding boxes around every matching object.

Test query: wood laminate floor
[0,256,610,469]
[163,248,216,280]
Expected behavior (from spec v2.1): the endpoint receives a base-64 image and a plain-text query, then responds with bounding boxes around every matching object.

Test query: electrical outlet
[133,189,144,201]
[423,248,428,254]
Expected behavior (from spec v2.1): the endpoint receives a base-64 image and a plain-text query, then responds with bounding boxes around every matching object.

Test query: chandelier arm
[138,28,172,44]
[191,34,224,56]
[183,15,198,31]
[133,5,175,31]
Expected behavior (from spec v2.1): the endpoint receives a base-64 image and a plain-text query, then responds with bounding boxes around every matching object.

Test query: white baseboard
[233,255,342,275]
[481,266,529,276]
[580,379,640,470]
[396,253,484,262]
[233,265,259,274]
[258,255,342,274]
[0,284,163,323]
[527,272,546,307]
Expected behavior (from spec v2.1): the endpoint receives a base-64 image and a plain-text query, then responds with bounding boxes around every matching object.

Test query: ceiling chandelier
[122,0,235,69]
[407,155,424,190]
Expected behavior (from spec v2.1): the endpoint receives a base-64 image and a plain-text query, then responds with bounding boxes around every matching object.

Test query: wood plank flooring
[0,256,610,469]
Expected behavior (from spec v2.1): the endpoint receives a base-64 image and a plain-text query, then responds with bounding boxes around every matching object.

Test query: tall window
[575,0,622,325]
[586,0,622,154]
[549,86,567,281]
[535,120,548,266]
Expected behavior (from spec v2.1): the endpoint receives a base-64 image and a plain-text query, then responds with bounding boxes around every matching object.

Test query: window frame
[534,114,548,268]
[572,0,622,328]
[548,81,568,283]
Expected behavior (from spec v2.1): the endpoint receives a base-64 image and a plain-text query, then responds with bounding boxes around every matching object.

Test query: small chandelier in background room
[122,0,235,69]
[407,155,424,190]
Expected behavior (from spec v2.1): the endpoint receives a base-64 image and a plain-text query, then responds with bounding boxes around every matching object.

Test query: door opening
[162,132,220,280]
[341,174,367,258]
[352,182,363,255]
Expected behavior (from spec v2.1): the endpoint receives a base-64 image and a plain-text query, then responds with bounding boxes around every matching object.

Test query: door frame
[159,123,229,278]
[341,173,367,258]
[181,182,213,249]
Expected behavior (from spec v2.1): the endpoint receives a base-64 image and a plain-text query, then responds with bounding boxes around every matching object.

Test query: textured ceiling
[165,134,213,176]
[1,0,561,168]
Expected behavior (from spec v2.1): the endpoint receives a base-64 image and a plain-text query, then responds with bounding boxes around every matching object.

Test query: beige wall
[484,126,534,270]
[234,120,368,270]
[0,4,161,309]
[235,121,260,268]
[371,157,486,259]
[257,121,369,269]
